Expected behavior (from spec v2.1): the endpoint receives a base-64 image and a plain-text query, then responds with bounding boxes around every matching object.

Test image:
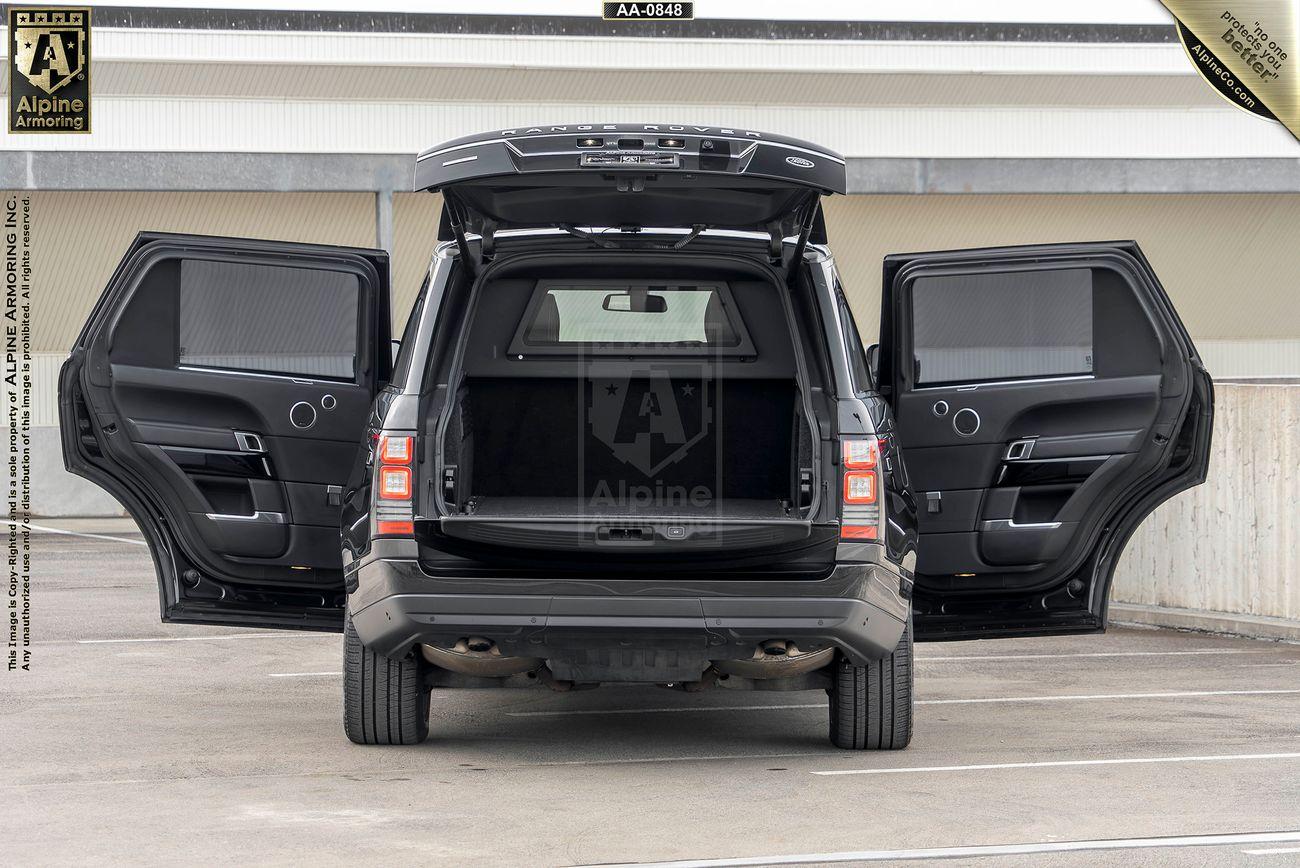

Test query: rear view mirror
[866,343,881,387]
[603,289,667,313]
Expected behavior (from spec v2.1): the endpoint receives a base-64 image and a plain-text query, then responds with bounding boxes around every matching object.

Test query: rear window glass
[178,259,360,380]
[910,268,1093,386]
[516,284,747,351]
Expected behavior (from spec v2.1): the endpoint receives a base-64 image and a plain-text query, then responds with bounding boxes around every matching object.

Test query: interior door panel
[878,242,1213,640]
[60,233,390,630]
[897,375,1161,575]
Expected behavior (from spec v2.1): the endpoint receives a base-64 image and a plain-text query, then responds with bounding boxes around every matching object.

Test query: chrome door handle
[204,511,286,524]
[979,519,1061,531]
[234,431,266,453]
[1004,438,1037,461]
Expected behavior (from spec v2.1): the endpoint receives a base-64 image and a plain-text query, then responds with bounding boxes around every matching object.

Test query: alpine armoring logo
[587,370,710,478]
[586,369,715,511]
[8,7,91,134]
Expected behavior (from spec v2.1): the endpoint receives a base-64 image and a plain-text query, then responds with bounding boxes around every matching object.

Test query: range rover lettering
[59,125,1214,749]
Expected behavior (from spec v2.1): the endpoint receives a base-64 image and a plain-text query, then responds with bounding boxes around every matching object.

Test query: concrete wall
[1112,383,1300,626]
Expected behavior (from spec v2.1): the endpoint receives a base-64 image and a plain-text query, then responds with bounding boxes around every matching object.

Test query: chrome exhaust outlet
[713,641,834,679]
[421,639,541,677]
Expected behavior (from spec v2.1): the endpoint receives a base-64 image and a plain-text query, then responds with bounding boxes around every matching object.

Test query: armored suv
[60,124,1213,749]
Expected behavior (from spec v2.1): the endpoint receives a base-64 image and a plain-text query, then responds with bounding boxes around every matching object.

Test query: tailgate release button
[666,525,687,539]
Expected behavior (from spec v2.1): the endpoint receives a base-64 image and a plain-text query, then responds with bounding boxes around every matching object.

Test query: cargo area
[450,375,805,518]
[435,257,819,529]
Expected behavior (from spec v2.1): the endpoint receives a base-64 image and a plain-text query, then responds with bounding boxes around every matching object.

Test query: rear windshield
[513,283,749,353]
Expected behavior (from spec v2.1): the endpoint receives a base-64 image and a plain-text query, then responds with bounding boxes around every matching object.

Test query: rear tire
[828,617,913,750]
[343,611,430,745]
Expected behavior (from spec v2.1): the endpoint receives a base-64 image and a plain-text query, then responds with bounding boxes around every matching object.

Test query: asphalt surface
[4,528,1300,867]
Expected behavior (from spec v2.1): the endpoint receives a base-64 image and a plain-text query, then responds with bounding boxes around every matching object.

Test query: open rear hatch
[415,123,846,268]
[415,126,846,563]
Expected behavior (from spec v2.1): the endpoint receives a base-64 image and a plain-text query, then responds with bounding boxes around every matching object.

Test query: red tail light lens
[378,465,411,500]
[841,436,883,541]
[375,520,415,536]
[379,435,413,465]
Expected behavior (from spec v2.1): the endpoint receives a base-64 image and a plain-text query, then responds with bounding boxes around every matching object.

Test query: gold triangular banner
[1161,0,1299,141]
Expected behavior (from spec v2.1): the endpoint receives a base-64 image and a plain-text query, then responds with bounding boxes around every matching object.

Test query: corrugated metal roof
[12,101,1294,157]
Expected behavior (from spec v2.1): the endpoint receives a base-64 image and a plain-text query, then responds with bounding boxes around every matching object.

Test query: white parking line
[576,830,1300,867]
[268,671,342,678]
[507,687,1300,717]
[8,520,147,546]
[812,751,1300,777]
[920,649,1260,661]
[76,633,324,645]
[920,688,1300,705]
[533,751,844,768]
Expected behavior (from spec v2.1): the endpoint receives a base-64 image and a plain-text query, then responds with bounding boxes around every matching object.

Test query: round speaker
[321,394,337,411]
[289,401,317,430]
[953,408,980,437]
[932,400,949,417]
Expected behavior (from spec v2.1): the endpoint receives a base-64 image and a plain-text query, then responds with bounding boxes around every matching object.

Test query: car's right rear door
[878,242,1213,640]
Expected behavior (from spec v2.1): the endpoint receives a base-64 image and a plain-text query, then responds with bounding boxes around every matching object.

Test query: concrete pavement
[3,531,1299,866]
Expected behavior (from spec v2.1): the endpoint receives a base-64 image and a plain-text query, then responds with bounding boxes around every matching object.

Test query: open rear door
[879,242,1213,640]
[59,233,391,630]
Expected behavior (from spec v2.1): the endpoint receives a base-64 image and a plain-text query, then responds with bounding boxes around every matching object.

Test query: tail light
[840,436,882,541]
[378,466,411,499]
[374,431,416,537]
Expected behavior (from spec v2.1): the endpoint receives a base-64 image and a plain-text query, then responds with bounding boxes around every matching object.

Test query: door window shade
[178,259,360,380]
[910,268,1093,386]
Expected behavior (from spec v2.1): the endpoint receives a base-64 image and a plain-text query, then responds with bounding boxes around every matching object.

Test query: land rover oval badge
[785,156,815,168]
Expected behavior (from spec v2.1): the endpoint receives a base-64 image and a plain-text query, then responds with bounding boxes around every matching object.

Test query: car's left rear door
[60,232,391,630]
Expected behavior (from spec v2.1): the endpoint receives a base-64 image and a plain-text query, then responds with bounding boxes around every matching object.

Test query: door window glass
[178,259,360,380]
[910,268,1093,386]
[836,291,873,395]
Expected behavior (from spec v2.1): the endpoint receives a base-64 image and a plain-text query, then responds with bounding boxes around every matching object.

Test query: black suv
[60,125,1213,749]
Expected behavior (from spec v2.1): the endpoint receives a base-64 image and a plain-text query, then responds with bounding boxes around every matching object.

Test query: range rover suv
[59,125,1213,749]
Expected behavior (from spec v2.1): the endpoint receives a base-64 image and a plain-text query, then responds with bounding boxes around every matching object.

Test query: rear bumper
[348,543,910,666]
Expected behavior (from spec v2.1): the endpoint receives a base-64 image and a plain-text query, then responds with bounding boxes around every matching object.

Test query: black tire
[828,617,913,750]
[343,611,430,745]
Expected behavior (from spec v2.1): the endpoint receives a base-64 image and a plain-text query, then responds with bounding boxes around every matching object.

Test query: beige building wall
[31,192,378,354]
[26,190,1300,366]
[824,193,1300,375]
[392,191,442,329]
